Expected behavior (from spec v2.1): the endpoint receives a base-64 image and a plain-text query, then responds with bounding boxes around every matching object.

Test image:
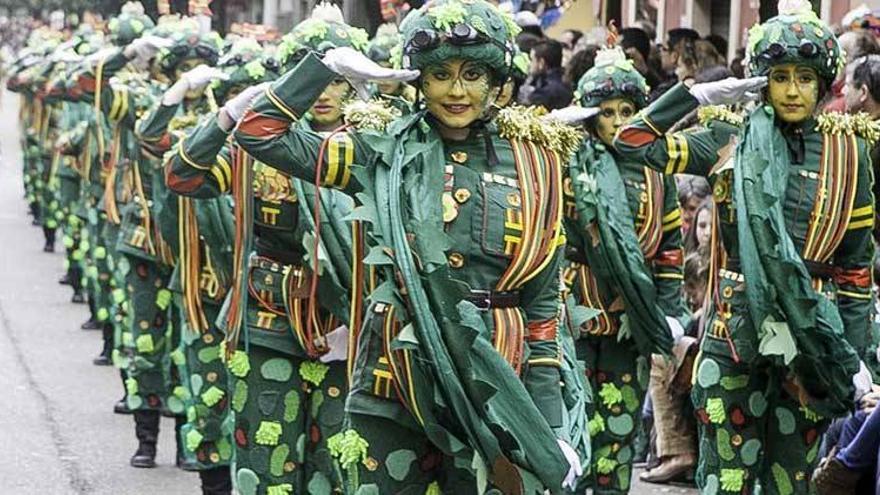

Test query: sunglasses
[759,39,820,62]
[405,23,512,57]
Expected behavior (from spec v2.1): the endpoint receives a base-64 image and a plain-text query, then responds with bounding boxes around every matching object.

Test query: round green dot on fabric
[295,434,306,462]
[716,429,735,462]
[749,391,768,417]
[232,381,248,413]
[386,449,417,481]
[269,444,290,477]
[607,414,634,436]
[217,437,232,461]
[127,395,143,410]
[283,390,300,423]
[741,439,761,466]
[697,358,721,388]
[354,484,380,495]
[190,374,204,396]
[308,472,332,495]
[704,474,719,495]
[260,358,293,382]
[310,390,325,419]
[166,395,185,414]
[616,465,631,491]
[775,407,796,435]
[236,468,260,495]
[616,445,632,465]
[621,385,640,413]
[198,345,221,363]
[258,391,280,416]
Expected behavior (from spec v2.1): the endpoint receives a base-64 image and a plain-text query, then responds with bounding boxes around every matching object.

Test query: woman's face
[595,97,636,146]
[422,59,498,130]
[376,60,402,96]
[695,207,712,248]
[767,63,819,123]
[310,77,351,130]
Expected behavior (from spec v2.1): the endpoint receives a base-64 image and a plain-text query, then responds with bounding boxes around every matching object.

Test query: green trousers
[230,345,346,495]
[118,252,173,411]
[692,337,826,495]
[175,301,233,469]
[578,335,649,495]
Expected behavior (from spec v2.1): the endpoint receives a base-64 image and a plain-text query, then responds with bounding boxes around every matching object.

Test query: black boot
[200,467,232,495]
[92,323,112,365]
[131,410,159,468]
[114,371,131,414]
[81,318,101,330]
[42,227,55,252]
[175,415,199,472]
[58,274,71,285]
[29,202,40,225]
[71,292,85,304]
[69,263,85,303]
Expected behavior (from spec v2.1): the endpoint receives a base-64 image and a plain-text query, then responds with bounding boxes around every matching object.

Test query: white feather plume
[310,1,345,24]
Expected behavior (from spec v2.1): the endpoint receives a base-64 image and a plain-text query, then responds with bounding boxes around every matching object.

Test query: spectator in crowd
[651,27,700,100]
[684,199,714,254]
[826,30,880,111]
[621,26,662,88]
[518,38,573,110]
[676,176,711,238]
[730,47,746,78]
[704,34,728,64]
[564,44,598,87]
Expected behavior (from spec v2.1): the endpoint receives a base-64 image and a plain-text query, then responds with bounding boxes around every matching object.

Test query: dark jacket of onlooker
[521,67,573,110]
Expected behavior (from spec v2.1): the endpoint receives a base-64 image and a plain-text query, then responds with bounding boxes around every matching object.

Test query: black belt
[726,258,835,279]
[464,290,521,310]
[254,239,303,266]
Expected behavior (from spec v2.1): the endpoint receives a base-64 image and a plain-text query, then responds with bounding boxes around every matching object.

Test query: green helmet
[212,37,279,103]
[276,2,369,71]
[155,18,224,75]
[399,0,520,83]
[745,0,843,85]
[108,2,155,46]
[575,46,649,109]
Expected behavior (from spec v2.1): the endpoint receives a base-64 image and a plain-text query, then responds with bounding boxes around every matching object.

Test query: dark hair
[684,198,714,253]
[532,39,564,70]
[516,31,542,56]
[850,54,880,103]
[842,30,880,62]
[561,29,583,50]
[564,44,598,85]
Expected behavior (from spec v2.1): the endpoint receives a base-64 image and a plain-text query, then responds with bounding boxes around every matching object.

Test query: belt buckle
[471,289,492,311]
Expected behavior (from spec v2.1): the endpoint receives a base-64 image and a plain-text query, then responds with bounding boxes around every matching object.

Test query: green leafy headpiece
[575,46,649,109]
[108,2,155,46]
[368,23,401,65]
[745,0,843,84]
[276,2,369,71]
[212,38,279,103]
[155,18,224,75]
[399,0,521,83]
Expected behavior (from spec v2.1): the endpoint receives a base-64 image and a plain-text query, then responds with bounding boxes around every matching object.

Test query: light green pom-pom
[327,429,369,470]
[299,361,329,386]
[596,456,618,475]
[227,350,251,377]
[720,468,745,492]
[265,484,293,495]
[706,397,726,424]
[201,386,225,407]
[186,429,204,452]
[599,382,623,408]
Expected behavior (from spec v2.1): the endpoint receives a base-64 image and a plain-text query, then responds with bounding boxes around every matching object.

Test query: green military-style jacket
[232,53,582,490]
[615,83,874,414]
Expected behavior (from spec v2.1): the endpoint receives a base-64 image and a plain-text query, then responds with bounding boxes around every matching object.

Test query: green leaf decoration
[758,318,798,365]
[697,358,721,388]
[599,382,623,408]
[720,374,749,391]
[354,485,380,495]
[155,288,172,310]
[198,345,221,363]
[232,380,248,413]
[716,428,735,461]
[327,429,370,470]
[217,437,232,460]
[706,397,726,424]
[186,429,204,452]
[703,474,720,495]
[125,377,139,396]
[283,390,300,423]
[720,468,745,492]
[135,334,154,353]
[428,2,468,32]
[270,444,290,477]
[266,483,293,495]
[621,385,640,413]
[748,391,768,416]
[261,358,294,382]
[385,449,417,481]
[308,472,332,495]
[255,421,283,446]
[299,361,330,386]
[741,439,761,466]
[310,390,324,419]
[227,350,251,378]
[799,405,821,422]
[771,462,794,495]
[774,407,796,435]
[596,456,618,474]
[201,386,225,407]
[588,414,606,436]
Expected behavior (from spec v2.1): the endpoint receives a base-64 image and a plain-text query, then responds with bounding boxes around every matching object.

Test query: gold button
[206,371,218,383]
[264,274,273,286]
[450,151,468,164]
[364,457,379,471]
[722,286,734,299]
[203,333,215,344]
[453,188,471,204]
[283,461,296,472]
[621,374,632,383]
[442,193,459,223]
[507,192,521,207]
[139,320,150,330]
[209,452,220,463]
[328,386,340,398]
[448,252,464,268]
[795,471,805,481]
[731,434,743,446]
[639,191,649,202]
[611,405,621,414]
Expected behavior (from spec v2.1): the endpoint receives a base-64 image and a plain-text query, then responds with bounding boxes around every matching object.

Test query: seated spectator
[813,388,880,493]
[518,39,573,110]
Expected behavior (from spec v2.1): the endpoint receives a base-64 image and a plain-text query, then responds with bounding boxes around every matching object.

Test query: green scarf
[734,106,858,416]
[568,141,674,357]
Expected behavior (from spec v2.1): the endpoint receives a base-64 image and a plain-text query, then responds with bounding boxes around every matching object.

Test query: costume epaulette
[697,105,744,127]
[816,112,880,146]
[342,99,401,132]
[496,104,583,157]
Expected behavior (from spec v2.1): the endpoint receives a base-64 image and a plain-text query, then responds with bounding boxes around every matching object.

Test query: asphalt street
[0,88,696,495]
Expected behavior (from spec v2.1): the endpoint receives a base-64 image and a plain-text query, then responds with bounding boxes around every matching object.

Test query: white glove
[689,76,767,106]
[854,360,873,401]
[220,82,269,126]
[85,46,119,68]
[50,51,82,64]
[181,64,229,91]
[321,47,420,100]
[542,106,600,126]
[557,439,583,490]
[665,316,685,342]
[319,325,349,363]
[123,35,173,64]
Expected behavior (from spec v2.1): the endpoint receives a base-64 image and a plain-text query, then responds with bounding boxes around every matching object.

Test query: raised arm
[165,114,233,199]
[653,175,687,318]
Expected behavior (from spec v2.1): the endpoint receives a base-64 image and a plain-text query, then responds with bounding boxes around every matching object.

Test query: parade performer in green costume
[229,1,588,492]
[614,1,876,492]
[550,45,688,494]
[166,7,362,493]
